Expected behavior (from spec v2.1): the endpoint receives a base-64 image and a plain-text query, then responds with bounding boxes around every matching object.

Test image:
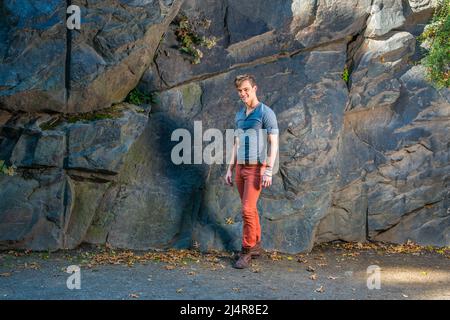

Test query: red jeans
[235,163,266,248]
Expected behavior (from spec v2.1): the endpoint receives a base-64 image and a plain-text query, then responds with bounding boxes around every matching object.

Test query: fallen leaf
[402,294,408,298]
[306,266,315,273]
[327,276,337,280]
[269,251,282,261]
[232,287,240,292]
[309,274,317,280]
[165,265,175,270]
[129,293,140,299]
[315,286,324,293]
[23,262,40,270]
[176,288,183,293]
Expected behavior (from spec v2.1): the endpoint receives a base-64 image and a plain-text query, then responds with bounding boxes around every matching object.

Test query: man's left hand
[262,174,272,188]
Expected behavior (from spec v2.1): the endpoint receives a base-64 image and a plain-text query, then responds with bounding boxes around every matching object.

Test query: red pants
[235,163,266,248]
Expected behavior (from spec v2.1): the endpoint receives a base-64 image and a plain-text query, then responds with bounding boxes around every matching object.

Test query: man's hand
[262,166,273,188]
[262,174,272,188]
[225,169,233,186]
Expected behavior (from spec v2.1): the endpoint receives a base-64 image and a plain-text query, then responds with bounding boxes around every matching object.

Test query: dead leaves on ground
[269,251,283,261]
[331,240,450,258]
[1,240,448,276]
[306,266,315,273]
[65,248,229,271]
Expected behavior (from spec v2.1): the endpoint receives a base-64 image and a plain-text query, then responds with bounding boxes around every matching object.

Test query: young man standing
[225,74,279,269]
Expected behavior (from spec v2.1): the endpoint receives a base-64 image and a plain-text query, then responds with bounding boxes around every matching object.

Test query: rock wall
[0,0,449,252]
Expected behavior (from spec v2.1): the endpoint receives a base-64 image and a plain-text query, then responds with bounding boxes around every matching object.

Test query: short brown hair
[234,74,257,88]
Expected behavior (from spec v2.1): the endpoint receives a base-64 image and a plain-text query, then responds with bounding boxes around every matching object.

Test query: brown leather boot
[233,248,252,269]
[250,241,262,258]
[233,241,262,261]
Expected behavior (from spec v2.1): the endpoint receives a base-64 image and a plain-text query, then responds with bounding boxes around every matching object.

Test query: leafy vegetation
[174,13,217,64]
[418,0,450,88]
[342,67,350,83]
[0,160,16,176]
[125,88,159,106]
[39,105,125,130]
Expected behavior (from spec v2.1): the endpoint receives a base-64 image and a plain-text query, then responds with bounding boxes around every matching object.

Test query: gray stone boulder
[0,103,149,250]
[67,0,183,113]
[0,0,183,113]
[0,1,66,112]
[364,0,405,37]
[84,112,207,249]
[317,61,450,246]
[348,32,416,111]
[0,168,72,251]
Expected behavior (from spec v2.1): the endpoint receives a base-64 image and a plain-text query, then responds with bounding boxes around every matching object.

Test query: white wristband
[263,167,273,177]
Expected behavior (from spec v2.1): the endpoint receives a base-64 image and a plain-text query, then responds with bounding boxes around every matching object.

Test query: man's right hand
[225,169,233,186]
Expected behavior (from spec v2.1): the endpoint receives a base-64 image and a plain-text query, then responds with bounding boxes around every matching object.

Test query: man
[225,74,279,269]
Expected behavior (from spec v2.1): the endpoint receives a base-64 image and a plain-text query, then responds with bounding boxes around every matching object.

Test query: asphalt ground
[0,242,449,300]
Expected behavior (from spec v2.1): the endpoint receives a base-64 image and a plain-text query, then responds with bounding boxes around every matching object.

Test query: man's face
[236,80,257,105]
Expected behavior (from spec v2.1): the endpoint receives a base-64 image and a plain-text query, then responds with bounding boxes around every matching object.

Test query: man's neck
[245,99,260,111]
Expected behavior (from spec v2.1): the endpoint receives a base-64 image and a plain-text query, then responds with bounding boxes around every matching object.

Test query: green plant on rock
[418,0,450,89]
[40,106,124,130]
[125,88,151,105]
[174,14,217,64]
[342,67,350,83]
[0,160,16,176]
[66,105,123,124]
[125,88,159,107]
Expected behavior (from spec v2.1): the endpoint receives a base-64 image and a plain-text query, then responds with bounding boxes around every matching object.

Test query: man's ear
[254,85,258,92]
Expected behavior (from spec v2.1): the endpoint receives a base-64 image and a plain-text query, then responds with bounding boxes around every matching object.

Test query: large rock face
[0,0,448,252]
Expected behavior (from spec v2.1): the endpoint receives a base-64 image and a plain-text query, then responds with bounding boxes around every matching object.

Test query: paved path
[1,243,449,300]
